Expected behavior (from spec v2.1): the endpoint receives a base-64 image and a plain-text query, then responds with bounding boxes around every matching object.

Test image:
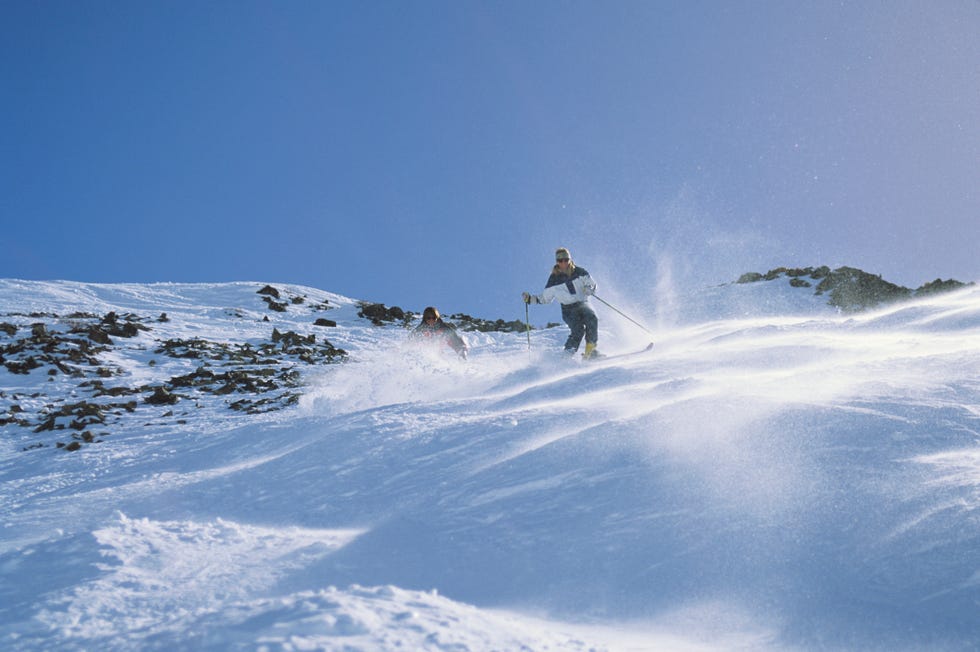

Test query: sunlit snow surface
[1,279,979,651]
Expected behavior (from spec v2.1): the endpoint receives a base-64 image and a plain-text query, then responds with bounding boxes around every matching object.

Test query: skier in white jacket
[523,247,601,358]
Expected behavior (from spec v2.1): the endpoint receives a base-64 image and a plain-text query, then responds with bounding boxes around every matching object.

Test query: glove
[583,285,595,296]
[522,292,531,304]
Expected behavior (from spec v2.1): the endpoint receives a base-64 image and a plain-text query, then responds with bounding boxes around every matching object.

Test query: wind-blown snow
[1,279,978,650]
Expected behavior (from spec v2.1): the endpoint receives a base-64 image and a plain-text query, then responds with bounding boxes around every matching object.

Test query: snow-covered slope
[1,279,979,651]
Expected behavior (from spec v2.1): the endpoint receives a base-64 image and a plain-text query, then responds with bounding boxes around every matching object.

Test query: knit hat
[555,247,571,261]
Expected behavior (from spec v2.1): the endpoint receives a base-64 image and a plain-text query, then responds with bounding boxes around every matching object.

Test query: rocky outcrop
[358,302,412,325]
[1,318,114,378]
[737,266,971,312]
[1,285,351,452]
[449,313,534,333]
[814,267,911,311]
[916,278,970,296]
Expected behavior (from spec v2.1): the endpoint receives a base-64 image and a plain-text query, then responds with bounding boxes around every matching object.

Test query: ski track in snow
[1,279,979,650]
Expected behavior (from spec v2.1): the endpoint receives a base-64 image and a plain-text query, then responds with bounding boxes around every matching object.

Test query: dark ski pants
[561,302,598,352]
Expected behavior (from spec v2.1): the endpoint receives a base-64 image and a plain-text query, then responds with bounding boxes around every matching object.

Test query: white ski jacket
[528,266,596,306]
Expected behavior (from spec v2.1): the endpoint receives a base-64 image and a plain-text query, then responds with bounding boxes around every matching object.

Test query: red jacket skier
[411,306,469,359]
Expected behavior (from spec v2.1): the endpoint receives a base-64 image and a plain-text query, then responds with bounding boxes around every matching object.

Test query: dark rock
[739,267,831,284]
[449,313,532,333]
[257,285,281,298]
[100,313,147,338]
[83,381,138,397]
[262,296,288,312]
[737,272,764,284]
[87,326,113,345]
[146,387,179,405]
[6,357,42,374]
[915,278,969,296]
[34,415,61,432]
[272,328,315,347]
[815,267,911,312]
[155,338,214,359]
[169,368,216,388]
[357,303,409,325]
[314,318,337,327]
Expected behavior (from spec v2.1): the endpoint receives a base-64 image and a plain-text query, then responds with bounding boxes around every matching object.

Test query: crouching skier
[522,247,601,359]
[411,306,469,359]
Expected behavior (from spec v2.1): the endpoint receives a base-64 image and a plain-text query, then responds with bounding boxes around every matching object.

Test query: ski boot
[582,342,602,360]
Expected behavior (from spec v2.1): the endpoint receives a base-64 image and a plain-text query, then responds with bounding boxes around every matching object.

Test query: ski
[584,341,654,362]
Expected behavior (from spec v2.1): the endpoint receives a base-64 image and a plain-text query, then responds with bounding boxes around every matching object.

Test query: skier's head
[422,306,440,324]
[553,247,575,273]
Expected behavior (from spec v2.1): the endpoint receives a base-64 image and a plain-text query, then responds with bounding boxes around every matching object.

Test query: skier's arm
[581,274,597,296]
[448,330,468,356]
[439,324,468,358]
[523,285,556,305]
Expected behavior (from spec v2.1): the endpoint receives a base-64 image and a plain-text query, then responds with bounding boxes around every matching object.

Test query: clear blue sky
[2,1,978,323]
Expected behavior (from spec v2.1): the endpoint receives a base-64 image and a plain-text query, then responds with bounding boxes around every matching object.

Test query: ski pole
[525,302,532,351]
[592,294,655,336]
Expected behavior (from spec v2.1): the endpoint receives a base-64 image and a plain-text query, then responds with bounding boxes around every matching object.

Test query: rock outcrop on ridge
[737,266,971,312]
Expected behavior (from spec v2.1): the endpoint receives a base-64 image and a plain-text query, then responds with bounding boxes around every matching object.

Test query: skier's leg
[563,305,585,352]
[580,305,600,359]
[583,305,598,345]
